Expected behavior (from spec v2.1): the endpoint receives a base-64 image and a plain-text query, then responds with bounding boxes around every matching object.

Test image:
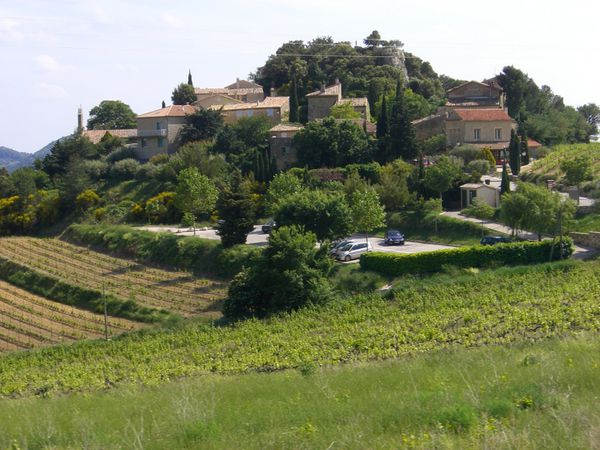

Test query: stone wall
[569,231,600,248]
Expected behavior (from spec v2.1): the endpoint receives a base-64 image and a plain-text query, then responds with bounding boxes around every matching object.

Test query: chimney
[236,77,240,90]
[334,77,340,85]
[270,87,276,97]
[320,82,325,93]
[77,106,83,133]
[484,179,490,185]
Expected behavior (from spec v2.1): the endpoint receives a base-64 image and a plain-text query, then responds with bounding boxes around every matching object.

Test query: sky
[1,0,599,153]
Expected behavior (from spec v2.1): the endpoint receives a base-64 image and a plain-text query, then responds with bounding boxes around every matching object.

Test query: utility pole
[102,282,108,341]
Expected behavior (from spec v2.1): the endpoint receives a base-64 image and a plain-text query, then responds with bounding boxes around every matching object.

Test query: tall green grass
[1,335,598,449]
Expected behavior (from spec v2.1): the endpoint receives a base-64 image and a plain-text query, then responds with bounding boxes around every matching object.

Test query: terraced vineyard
[0,237,227,318]
[0,280,139,352]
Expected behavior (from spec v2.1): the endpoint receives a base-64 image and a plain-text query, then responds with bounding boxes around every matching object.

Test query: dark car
[384,229,405,245]
[480,235,510,245]
[261,220,276,234]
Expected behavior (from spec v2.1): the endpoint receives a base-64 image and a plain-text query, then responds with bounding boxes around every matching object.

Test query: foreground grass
[1,335,598,449]
[0,259,599,398]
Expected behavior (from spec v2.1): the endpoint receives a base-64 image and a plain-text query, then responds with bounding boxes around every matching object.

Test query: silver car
[335,241,373,262]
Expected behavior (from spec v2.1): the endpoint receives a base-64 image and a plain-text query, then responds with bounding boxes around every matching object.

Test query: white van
[334,241,373,261]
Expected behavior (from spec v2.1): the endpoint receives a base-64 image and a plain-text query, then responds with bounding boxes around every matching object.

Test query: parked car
[335,241,373,262]
[329,238,354,256]
[480,235,510,245]
[384,229,405,245]
[261,220,276,234]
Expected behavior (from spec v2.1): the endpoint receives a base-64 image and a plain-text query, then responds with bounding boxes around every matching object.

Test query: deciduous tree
[171,83,196,105]
[87,100,136,130]
[174,168,218,234]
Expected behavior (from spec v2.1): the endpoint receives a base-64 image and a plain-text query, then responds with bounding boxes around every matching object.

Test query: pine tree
[289,75,299,123]
[500,156,511,195]
[508,129,521,175]
[187,70,193,86]
[389,79,416,162]
[376,94,389,138]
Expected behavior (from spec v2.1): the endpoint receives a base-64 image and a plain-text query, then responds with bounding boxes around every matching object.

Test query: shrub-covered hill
[522,143,600,193]
[0,259,598,397]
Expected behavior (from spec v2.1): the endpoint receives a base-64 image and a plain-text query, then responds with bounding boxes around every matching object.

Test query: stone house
[135,104,196,160]
[269,123,304,170]
[211,96,290,125]
[444,81,505,109]
[306,80,370,121]
[195,79,264,105]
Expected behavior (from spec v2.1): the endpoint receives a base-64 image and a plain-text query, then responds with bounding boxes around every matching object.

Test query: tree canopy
[87,100,136,130]
[171,83,197,105]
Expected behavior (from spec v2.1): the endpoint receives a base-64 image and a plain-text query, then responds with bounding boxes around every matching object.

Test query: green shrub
[360,238,573,276]
[63,224,259,278]
[110,158,140,180]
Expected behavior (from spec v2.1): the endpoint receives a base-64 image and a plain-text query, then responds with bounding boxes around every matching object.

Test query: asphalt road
[140,225,455,255]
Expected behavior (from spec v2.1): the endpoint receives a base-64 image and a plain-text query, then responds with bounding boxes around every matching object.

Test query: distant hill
[0,146,32,172]
[0,138,64,172]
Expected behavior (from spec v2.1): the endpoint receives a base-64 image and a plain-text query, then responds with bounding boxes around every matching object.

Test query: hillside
[0,258,598,397]
[0,146,30,172]
[522,143,600,192]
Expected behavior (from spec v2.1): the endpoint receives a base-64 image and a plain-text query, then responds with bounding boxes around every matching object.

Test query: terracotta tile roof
[269,123,304,132]
[83,129,137,144]
[194,93,243,104]
[137,105,196,118]
[195,87,263,96]
[210,96,289,111]
[527,138,542,148]
[447,80,502,94]
[339,97,369,107]
[223,79,262,89]
[306,83,342,97]
[448,109,513,122]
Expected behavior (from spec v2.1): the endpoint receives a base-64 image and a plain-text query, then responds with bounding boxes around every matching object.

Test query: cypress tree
[376,94,389,138]
[500,156,511,195]
[161,100,166,108]
[508,129,521,175]
[187,70,193,86]
[389,79,416,161]
[289,75,299,123]
[520,125,530,166]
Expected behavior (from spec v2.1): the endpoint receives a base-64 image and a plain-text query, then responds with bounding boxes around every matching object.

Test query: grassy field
[0,280,140,352]
[0,259,598,397]
[1,335,598,449]
[0,237,227,318]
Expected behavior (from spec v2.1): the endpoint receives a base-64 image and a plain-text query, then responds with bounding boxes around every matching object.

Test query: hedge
[360,238,573,276]
[63,224,261,278]
[0,257,169,323]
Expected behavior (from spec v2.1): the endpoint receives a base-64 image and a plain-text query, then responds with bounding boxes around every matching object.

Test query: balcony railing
[138,129,167,137]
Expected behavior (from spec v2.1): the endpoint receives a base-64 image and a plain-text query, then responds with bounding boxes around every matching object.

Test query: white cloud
[35,55,71,72]
[160,12,183,28]
[0,17,24,42]
[87,0,113,25]
[35,82,68,99]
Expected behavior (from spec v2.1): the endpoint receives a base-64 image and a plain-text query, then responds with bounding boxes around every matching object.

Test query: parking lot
[141,225,455,256]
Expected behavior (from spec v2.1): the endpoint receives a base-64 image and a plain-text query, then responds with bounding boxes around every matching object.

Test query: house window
[473,128,481,141]
[495,128,502,140]
[141,138,146,148]
[247,110,254,117]
[156,122,161,130]
[281,146,287,155]
[157,137,164,147]
[266,108,274,117]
